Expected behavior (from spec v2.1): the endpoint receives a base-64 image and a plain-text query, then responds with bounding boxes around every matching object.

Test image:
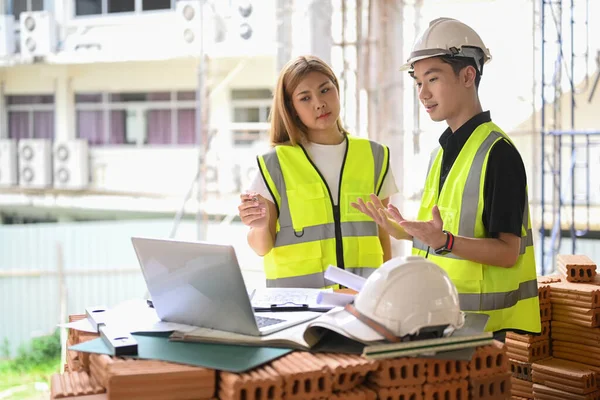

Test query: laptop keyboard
[256,315,286,328]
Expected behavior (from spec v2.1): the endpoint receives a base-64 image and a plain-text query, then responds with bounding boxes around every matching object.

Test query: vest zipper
[299,137,349,270]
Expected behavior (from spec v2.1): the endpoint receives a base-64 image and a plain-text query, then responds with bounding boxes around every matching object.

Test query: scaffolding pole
[539,0,593,274]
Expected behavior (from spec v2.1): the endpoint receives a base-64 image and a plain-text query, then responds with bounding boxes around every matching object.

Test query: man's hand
[350,194,409,240]
[394,204,447,249]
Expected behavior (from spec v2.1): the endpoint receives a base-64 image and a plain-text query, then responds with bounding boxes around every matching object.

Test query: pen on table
[253,304,330,313]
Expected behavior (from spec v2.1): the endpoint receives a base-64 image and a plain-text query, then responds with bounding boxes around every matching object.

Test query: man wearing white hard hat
[352,18,541,339]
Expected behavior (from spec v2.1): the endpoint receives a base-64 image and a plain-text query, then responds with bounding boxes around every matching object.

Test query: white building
[0,0,278,223]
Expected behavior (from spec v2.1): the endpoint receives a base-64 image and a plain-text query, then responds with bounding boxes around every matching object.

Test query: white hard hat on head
[400,17,492,74]
[313,256,465,343]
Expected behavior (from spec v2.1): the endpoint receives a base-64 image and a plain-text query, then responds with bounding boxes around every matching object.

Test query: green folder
[69,332,293,373]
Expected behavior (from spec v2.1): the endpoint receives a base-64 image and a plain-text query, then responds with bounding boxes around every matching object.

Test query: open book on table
[169,308,493,359]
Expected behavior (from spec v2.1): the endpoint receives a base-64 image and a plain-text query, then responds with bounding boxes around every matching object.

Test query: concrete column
[308,0,332,65]
[276,0,292,72]
[54,69,75,141]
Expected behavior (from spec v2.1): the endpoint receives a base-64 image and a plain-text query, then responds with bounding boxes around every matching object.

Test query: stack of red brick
[365,340,511,400]
[508,254,600,399]
[506,276,553,398]
[54,316,514,399]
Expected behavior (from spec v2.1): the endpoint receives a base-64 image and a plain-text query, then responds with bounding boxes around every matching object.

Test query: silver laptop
[131,237,318,336]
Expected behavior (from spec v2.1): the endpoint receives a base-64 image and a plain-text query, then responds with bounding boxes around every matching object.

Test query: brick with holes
[532,357,597,395]
[468,341,509,378]
[533,383,600,399]
[510,376,533,399]
[51,371,106,399]
[506,322,550,344]
[539,302,552,322]
[367,357,427,388]
[219,365,283,400]
[88,354,215,400]
[470,371,512,400]
[328,385,377,400]
[538,282,551,305]
[367,383,424,400]
[506,338,550,363]
[510,359,532,381]
[312,352,378,392]
[549,279,600,309]
[424,358,469,383]
[423,378,469,400]
[553,303,600,328]
[270,351,332,399]
[557,254,597,283]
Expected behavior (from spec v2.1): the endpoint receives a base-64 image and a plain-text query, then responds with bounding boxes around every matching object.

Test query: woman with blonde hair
[238,55,397,288]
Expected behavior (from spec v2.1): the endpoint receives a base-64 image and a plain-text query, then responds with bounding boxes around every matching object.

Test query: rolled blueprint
[324,265,366,291]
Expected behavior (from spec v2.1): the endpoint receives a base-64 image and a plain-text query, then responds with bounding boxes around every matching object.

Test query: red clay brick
[533,383,600,399]
[557,254,597,283]
[506,322,550,344]
[88,354,215,400]
[368,357,427,388]
[551,340,600,368]
[538,284,551,305]
[423,378,469,400]
[540,302,552,322]
[270,351,332,400]
[367,383,424,400]
[469,341,509,378]
[470,372,512,400]
[506,338,550,363]
[532,357,597,394]
[510,359,532,381]
[313,352,378,392]
[549,281,600,309]
[50,371,105,399]
[220,365,284,400]
[553,304,600,328]
[511,376,533,398]
[424,358,469,383]
[328,385,377,400]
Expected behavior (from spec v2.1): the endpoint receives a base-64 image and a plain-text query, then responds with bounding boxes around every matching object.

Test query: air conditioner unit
[53,139,89,190]
[176,0,202,50]
[0,15,15,57]
[18,139,52,188]
[0,139,18,187]
[19,11,57,57]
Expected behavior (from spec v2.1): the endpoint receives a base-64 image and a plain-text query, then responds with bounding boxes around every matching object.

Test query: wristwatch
[434,230,454,255]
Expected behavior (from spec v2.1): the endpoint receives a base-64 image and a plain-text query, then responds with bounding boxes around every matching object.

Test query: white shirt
[247,140,398,205]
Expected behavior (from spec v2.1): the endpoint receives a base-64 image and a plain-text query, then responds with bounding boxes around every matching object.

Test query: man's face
[412,57,464,123]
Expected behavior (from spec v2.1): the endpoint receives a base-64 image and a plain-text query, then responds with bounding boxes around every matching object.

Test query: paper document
[324,265,366,291]
[59,298,198,334]
[249,288,334,310]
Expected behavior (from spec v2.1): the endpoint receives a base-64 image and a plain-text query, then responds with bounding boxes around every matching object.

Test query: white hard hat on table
[400,17,492,73]
[313,256,465,343]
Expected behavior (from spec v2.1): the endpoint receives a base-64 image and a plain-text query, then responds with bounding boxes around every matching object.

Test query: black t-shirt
[437,111,526,238]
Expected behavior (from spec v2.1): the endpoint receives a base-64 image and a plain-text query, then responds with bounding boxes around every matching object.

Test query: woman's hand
[238,192,269,229]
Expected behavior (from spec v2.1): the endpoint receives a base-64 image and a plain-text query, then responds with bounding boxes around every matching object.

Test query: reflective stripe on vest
[414,130,537,312]
[266,267,376,288]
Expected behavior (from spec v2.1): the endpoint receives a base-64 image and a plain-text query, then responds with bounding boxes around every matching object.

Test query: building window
[75,91,196,146]
[10,0,44,20]
[74,0,172,16]
[231,89,272,146]
[7,95,55,140]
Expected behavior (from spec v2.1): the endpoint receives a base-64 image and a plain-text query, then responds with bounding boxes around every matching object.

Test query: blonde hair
[268,55,347,146]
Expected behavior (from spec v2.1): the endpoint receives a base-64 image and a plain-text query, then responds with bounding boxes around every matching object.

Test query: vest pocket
[357,236,384,267]
[286,183,329,231]
[271,241,324,279]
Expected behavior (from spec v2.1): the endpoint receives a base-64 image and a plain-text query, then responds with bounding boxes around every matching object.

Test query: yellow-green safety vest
[412,122,541,333]
[257,135,390,288]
